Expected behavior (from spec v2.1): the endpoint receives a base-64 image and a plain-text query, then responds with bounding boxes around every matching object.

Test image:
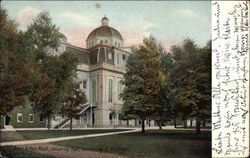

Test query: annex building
[1,17,155,129]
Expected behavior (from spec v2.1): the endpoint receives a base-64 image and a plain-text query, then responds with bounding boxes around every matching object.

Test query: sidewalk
[0,129,140,146]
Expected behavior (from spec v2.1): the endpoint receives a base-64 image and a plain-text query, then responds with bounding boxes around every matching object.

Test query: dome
[86,17,123,49]
[86,26,123,41]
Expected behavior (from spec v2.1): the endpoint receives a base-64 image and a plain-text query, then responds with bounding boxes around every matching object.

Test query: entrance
[5,116,11,125]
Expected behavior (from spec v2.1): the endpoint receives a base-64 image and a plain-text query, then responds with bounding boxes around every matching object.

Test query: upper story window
[115,42,117,47]
[117,54,119,64]
[122,54,127,61]
[91,41,94,46]
[118,43,120,47]
[105,40,108,43]
[29,101,35,108]
[82,80,87,89]
[100,40,103,44]
[108,51,112,60]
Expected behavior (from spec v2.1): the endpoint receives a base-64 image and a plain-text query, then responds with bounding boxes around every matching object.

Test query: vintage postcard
[0,1,248,158]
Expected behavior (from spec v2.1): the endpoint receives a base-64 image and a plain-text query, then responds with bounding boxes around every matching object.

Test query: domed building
[1,17,155,129]
[50,17,144,128]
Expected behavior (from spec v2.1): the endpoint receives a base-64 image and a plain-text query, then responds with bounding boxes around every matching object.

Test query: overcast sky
[2,1,211,51]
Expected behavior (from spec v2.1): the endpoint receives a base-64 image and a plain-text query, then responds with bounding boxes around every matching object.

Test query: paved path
[0,129,140,146]
[18,143,131,158]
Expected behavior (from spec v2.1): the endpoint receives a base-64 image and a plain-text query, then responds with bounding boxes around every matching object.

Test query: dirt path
[18,143,131,158]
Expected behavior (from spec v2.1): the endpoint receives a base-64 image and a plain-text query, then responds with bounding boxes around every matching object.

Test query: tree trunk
[183,120,187,128]
[141,119,145,134]
[196,121,201,135]
[148,119,151,127]
[202,120,206,127]
[70,117,73,132]
[159,120,162,130]
[190,119,193,128]
[47,115,50,130]
[174,119,177,128]
[127,120,129,126]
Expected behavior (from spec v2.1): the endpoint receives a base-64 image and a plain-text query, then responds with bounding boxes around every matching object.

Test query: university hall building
[1,17,154,129]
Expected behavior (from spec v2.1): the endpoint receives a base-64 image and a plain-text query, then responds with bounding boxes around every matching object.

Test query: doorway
[5,116,11,125]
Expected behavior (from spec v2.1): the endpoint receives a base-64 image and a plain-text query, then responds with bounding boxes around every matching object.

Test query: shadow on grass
[0,146,55,158]
[54,130,211,158]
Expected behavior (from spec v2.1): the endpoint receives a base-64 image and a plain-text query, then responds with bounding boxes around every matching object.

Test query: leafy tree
[20,11,78,130]
[121,37,164,133]
[0,8,31,115]
[168,39,211,134]
[60,83,87,132]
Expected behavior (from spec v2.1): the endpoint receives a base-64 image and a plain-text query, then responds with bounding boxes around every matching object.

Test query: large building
[1,17,150,129]
[51,16,132,128]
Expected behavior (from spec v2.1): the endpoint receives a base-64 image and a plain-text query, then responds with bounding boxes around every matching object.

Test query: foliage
[166,39,211,133]
[121,36,165,133]
[0,8,31,115]
[19,11,79,130]
[60,83,87,132]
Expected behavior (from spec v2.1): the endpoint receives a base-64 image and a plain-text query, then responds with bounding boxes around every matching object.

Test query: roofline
[65,43,90,53]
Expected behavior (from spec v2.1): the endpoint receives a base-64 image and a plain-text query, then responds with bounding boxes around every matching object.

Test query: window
[109,113,113,120]
[118,113,122,120]
[29,101,35,108]
[29,114,34,123]
[122,54,126,60]
[108,51,112,60]
[105,40,108,43]
[100,40,103,44]
[117,54,119,64]
[118,81,123,99]
[108,79,113,103]
[118,43,120,47]
[82,80,87,89]
[115,42,117,47]
[39,115,44,122]
[17,113,23,122]
[91,41,94,46]
[92,79,96,103]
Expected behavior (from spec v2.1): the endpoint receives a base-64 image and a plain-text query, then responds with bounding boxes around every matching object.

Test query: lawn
[53,130,211,158]
[17,129,130,140]
[0,146,55,158]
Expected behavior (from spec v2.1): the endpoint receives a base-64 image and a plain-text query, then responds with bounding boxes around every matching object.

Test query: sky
[2,1,211,51]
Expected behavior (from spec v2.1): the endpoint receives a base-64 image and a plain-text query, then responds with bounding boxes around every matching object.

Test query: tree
[121,37,164,133]
[20,12,78,130]
[0,8,31,115]
[60,83,87,132]
[168,39,211,134]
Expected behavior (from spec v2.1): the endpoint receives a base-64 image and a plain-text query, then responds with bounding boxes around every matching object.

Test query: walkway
[0,129,140,146]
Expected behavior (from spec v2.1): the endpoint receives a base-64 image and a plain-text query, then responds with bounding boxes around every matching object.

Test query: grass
[0,146,55,158]
[17,129,130,140]
[53,130,211,158]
